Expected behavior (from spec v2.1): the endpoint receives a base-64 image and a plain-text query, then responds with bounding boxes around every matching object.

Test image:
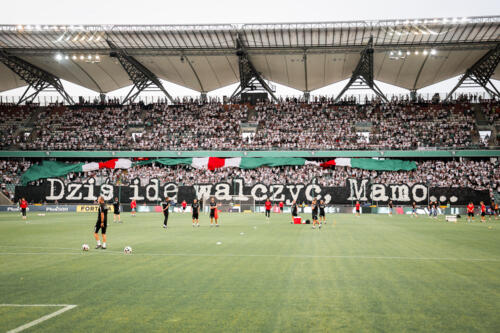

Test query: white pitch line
[0,250,499,262]
[0,304,77,333]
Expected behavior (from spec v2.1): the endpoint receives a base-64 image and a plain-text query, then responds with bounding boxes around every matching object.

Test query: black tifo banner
[15,178,488,206]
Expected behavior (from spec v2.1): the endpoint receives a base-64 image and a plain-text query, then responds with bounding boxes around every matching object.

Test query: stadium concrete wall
[1,150,499,158]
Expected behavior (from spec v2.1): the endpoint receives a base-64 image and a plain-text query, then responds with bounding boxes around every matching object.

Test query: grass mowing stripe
[1,250,499,262]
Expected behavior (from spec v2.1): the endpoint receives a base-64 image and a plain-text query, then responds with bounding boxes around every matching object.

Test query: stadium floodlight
[389,51,394,56]
[80,36,86,41]
[87,55,92,60]
[73,36,78,42]
[406,51,411,55]
[423,50,429,55]
[88,35,93,41]
[430,49,437,55]
[95,55,100,60]
[415,50,419,55]
[64,55,69,60]
[65,36,70,41]
[398,50,402,56]
[79,55,84,60]
[72,55,77,60]
[16,24,23,30]
[96,36,101,41]
[55,53,63,61]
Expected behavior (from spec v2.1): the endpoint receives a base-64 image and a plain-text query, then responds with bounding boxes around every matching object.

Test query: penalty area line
[0,304,77,333]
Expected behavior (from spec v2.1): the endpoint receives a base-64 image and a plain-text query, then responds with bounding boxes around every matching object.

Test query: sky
[0,0,499,101]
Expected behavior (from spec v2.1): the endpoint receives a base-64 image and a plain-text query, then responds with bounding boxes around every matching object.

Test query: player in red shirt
[19,198,28,221]
[279,201,284,213]
[355,201,361,217]
[265,198,272,221]
[480,201,486,223]
[130,199,137,217]
[466,202,474,223]
[181,200,187,213]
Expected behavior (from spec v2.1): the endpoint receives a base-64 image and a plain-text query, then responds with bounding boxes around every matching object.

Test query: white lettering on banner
[232,178,248,201]
[270,185,285,202]
[163,183,178,202]
[145,179,160,202]
[390,184,411,202]
[412,184,428,202]
[370,184,389,202]
[285,185,304,205]
[83,178,97,201]
[305,184,322,201]
[193,184,213,200]
[100,184,114,201]
[347,179,368,201]
[66,184,83,200]
[250,184,268,201]
[130,178,144,201]
[46,178,64,201]
[214,183,231,201]
[17,178,485,206]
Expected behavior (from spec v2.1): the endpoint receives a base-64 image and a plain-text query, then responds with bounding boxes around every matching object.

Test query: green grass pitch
[1,211,500,332]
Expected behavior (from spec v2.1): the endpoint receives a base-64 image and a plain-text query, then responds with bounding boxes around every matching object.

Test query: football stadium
[1,1,500,332]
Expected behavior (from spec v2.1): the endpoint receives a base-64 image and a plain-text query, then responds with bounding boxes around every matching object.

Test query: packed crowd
[1,159,498,196]
[0,100,497,151]
[19,106,143,150]
[248,101,477,149]
[140,103,247,150]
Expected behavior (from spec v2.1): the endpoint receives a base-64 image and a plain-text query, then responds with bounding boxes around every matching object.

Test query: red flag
[320,159,337,168]
[207,157,226,171]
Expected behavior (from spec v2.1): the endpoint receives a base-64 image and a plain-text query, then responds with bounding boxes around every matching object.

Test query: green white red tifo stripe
[21,157,417,185]
[81,158,132,172]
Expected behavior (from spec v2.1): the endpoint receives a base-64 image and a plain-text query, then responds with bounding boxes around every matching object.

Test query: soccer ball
[82,244,89,251]
[124,246,132,254]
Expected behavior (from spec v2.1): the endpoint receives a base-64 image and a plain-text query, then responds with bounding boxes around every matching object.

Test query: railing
[0,149,499,158]
[0,91,496,106]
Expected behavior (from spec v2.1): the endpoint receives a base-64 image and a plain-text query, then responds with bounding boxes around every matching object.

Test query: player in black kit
[112,197,121,223]
[319,200,326,224]
[388,200,393,217]
[209,197,219,227]
[311,199,321,229]
[291,200,298,223]
[162,197,170,229]
[192,199,200,227]
[93,196,108,249]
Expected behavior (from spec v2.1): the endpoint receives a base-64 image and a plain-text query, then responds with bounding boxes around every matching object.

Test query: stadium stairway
[473,104,490,128]
[0,191,13,205]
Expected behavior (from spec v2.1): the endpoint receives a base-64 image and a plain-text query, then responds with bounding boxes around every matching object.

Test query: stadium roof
[0,16,499,94]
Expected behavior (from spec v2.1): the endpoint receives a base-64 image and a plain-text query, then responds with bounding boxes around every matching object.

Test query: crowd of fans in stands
[0,100,497,151]
[1,159,498,198]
